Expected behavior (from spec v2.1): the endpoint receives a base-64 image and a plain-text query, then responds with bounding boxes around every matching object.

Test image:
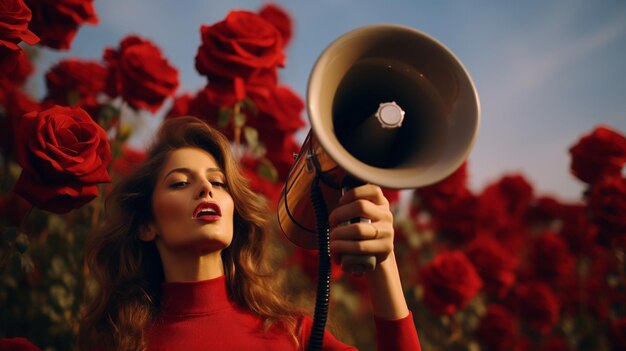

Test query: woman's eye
[170,181,189,189]
[210,181,227,188]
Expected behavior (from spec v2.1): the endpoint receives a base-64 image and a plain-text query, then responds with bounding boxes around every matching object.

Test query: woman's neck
[159,249,225,282]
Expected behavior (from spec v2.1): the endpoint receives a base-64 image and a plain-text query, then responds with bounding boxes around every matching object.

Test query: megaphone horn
[278,24,480,269]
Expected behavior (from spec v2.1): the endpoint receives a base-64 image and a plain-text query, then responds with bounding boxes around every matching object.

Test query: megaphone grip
[340,176,378,276]
[341,254,377,276]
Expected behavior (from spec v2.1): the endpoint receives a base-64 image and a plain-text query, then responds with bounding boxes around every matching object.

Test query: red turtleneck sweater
[145,275,421,350]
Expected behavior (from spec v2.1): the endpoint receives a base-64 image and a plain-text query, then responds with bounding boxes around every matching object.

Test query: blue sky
[31,0,626,201]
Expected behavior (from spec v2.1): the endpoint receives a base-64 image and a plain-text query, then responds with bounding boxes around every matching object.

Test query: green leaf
[234,112,247,128]
[257,159,279,183]
[241,97,258,115]
[67,91,81,107]
[218,108,231,127]
[250,143,267,158]
[243,127,259,146]
[97,104,120,129]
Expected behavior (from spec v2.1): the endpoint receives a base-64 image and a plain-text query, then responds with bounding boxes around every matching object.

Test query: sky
[30,0,626,201]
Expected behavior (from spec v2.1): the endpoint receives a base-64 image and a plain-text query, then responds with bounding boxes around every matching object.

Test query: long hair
[78,116,300,350]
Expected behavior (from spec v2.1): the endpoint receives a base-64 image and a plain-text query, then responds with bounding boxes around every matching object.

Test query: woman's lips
[193,201,222,221]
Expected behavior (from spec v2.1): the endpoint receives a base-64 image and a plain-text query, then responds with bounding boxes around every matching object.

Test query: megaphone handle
[340,217,377,276]
[340,177,377,276]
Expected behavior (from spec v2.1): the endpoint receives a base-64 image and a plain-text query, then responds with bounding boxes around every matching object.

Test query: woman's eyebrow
[163,167,224,180]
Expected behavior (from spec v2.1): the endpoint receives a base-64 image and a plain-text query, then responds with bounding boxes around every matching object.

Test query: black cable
[307,177,331,351]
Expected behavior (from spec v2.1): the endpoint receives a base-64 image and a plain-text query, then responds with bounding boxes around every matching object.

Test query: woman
[78,116,420,350]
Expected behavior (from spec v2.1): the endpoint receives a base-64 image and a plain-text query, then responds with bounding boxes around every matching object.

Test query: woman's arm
[328,184,421,350]
[327,184,409,319]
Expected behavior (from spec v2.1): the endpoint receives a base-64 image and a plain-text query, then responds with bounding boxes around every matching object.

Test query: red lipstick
[193,201,222,221]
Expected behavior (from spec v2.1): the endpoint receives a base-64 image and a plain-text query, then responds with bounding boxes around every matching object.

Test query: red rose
[559,204,598,255]
[245,68,279,98]
[12,105,111,214]
[165,93,193,119]
[419,250,483,315]
[477,174,534,232]
[0,191,32,226]
[432,193,480,245]
[195,10,285,83]
[475,304,519,351]
[0,0,39,74]
[263,130,301,181]
[610,317,626,351]
[529,231,575,287]
[259,3,293,48]
[527,195,564,224]
[0,337,41,351]
[540,336,569,351]
[0,0,39,51]
[514,282,560,335]
[466,236,517,299]
[289,247,344,283]
[240,155,282,207]
[194,80,240,113]
[112,144,146,178]
[2,47,34,86]
[104,35,179,112]
[415,161,470,215]
[382,188,400,207]
[587,175,626,245]
[578,248,612,320]
[173,83,240,138]
[569,125,626,184]
[44,58,107,107]
[248,85,305,134]
[25,0,97,50]
[0,86,40,157]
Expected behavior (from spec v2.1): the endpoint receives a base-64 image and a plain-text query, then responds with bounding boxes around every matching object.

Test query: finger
[330,222,383,241]
[339,184,389,207]
[330,238,394,264]
[328,199,391,228]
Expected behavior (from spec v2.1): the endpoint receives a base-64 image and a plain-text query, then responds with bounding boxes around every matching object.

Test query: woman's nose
[196,179,213,199]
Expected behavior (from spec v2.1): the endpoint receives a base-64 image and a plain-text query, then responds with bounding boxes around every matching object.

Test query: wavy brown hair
[78,116,300,350]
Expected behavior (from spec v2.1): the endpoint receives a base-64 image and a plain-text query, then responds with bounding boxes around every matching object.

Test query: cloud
[489,2,626,115]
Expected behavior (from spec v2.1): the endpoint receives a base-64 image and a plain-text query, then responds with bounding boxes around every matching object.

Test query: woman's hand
[328,184,395,267]
[328,183,409,320]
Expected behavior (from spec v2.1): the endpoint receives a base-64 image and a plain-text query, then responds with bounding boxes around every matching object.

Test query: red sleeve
[299,313,421,351]
[374,312,421,351]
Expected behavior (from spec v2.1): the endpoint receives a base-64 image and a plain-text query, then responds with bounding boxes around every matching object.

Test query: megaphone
[277,24,480,270]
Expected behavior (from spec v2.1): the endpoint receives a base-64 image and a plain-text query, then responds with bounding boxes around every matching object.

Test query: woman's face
[149,147,235,255]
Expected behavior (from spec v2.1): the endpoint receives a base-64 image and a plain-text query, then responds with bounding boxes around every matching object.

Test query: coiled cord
[307,177,331,351]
